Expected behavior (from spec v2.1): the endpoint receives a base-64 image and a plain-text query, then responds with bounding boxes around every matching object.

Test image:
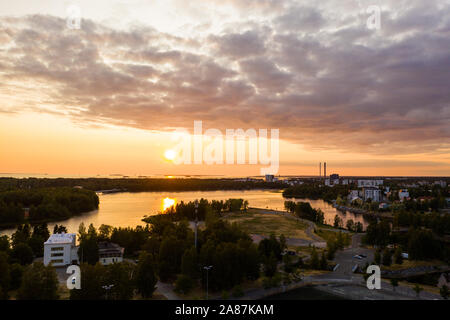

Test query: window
[51,259,64,264]
[51,247,64,251]
[51,253,64,257]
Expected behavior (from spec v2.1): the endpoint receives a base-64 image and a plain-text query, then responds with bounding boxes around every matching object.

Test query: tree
[279,234,287,251]
[158,236,184,282]
[440,285,449,300]
[326,239,336,260]
[10,243,34,265]
[374,248,381,265]
[78,226,99,265]
[355,222,363,233]
[0,235,10,252]
[390,278,399,292]
[9,263,24,291]
[413,284,423,298]
[320,252,328,270]
[283,254,293,273]
[181,247,199,279]
[263,253,278,277]
[334,215,343,228]
[29,223,50,257]
[0,252,11,299]
[104,261,135,300]
[382,248,392,266]
[70,263,105,300]
[53,224,67,234]
[310,248,320,270]
[394,247,403,265]
[18,262,59,300]
[136,252,157,298]
[174,274,194,295]
[346,219,355,232]
[98,224,113,241]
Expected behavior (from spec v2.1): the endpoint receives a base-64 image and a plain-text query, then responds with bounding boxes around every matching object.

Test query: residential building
[363,187,382,202]
[43,233,79,267]
[398,189,410,202]
[98,242,124,265]
[434,180,447,188]
[357,179,384,188]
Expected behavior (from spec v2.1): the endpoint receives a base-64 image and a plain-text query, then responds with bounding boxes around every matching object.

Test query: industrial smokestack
[319,162,321,178]
[324,162,327,178]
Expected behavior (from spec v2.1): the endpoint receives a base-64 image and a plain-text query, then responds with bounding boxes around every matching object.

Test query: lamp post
[203,265,212,300]
[194,200,199,249]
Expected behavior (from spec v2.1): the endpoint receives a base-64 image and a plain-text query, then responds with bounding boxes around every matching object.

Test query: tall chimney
[319,162,322,178]
[324,162,327,178]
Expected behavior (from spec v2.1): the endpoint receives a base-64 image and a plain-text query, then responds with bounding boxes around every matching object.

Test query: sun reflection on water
[162,197,176,212]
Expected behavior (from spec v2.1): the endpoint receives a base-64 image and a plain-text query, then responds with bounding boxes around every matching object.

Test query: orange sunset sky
[0,0,449,177]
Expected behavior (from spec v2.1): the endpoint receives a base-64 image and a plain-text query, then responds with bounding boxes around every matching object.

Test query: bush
[174,274,194,295]
[221,290,229,300]
[231,285,244,298]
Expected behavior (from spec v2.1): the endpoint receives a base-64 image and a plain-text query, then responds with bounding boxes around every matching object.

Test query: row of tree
[283,183,350,202]
[143,198,248,222]
[285,201,324,224]
[0,177,284,193]
[363,220,450,262]
[0,187,99,225]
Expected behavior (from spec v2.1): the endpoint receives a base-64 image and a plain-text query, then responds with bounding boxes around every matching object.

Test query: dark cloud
[0,1,449,157]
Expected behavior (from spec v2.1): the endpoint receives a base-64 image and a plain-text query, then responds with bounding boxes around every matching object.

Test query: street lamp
[195,200,199,249]
[102,284,114,300]
[203,265,213,300]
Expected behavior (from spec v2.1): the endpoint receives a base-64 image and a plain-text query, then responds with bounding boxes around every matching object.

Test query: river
[0,190,369,237]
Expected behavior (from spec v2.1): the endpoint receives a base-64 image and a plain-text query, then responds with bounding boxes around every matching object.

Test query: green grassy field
[223,209,311,240]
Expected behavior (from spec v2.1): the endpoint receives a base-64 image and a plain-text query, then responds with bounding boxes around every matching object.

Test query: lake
[0,190,369,237]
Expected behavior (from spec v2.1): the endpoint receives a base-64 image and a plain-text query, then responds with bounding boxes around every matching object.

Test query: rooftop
[44,233,76,245]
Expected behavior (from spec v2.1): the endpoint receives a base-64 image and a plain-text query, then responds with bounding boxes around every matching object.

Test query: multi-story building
[358,179,384,188]
[362,187,382,202]
[43,233,79,267]
[98,242,124,265]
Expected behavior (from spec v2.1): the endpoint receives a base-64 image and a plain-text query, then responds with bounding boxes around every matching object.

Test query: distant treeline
[283,184,350,202]
[0,187,99,226]
[143,198,248,223]
[0,178,284,193]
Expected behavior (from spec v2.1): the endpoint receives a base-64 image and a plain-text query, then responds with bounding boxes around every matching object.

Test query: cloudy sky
[0,0,449,176]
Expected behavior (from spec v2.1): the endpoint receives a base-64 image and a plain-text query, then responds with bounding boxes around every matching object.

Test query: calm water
[0,190,368,237]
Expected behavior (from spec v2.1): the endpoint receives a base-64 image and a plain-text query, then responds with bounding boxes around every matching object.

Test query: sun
[164,149,176,161]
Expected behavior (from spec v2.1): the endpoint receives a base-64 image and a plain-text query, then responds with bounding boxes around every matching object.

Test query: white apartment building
[358,179,384,188]
[398,189,410,201]
[363,187,382,202]
[44,233,79,267]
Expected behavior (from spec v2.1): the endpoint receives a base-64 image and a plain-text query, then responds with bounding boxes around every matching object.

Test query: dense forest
[0,188,99,226]
[283,183,350,202]
[0,177,284,192]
